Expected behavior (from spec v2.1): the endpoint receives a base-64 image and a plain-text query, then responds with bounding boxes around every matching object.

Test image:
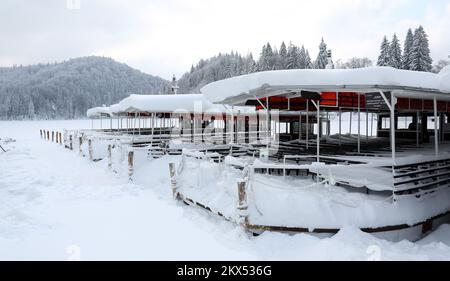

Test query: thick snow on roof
[86,106,112,118]
[201,67,450,103]
[86,94,256,117]
[113,94,213,113]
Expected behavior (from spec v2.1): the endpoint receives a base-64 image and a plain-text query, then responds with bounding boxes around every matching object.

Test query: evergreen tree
[314,38,328,69]
[389,33,402,68]
[377,36,390,66]
[298,45,307,69]
[409,26,433,72]
[402,28,414,70]
[286,43,298,69]
[279,41,288,69]
[257,44,267,71]
[305,50,313,69]
[265,43,274,70]
[258,43,275,71]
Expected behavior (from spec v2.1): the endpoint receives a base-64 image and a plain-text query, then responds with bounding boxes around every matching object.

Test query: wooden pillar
[52,131,54,142]
[169,163,179,200]
[128,150,134,181]
[40,130,43,139]
[88,139,93,161]
[237,180,249,227]
[47,131,50,141]
[107,144,112,170]
[79,137,83,155]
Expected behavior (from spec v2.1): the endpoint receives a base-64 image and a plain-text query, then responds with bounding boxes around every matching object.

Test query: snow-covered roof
[201,66,450,104]
[86,94,256,118]
[86,106,112,118]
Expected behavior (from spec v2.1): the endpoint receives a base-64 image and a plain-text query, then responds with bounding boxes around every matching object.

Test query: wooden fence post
[88,139,93,161]
[56,132,59,144]
[69,135,73,150]
[40,130,43,139]
[237,180,249,227]
[59,132,63,145]
[107,144,112,169]
[79,137,83,155]
[51,131,54,142]
[47,131,50,141]
[169,163,179,200]
[128,150,134,181]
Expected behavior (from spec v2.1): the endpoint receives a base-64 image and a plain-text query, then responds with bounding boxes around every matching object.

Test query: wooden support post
[88,139,93,161]
[59,132,63,145]
[108,144,112,170]
[128,150,134,181]
[79,137,83,155]
[237,180,249,227]
[69,135,73,150]
[52,131,54,142]
[55,132,58,144]
[47,131,50,141]
[169,163,179,199]
[40,130,43,139]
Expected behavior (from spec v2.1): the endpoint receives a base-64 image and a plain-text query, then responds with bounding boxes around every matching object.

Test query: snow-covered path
[1,120,450,260]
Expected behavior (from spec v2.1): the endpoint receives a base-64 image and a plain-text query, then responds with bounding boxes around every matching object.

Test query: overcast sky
[1,0,449,80]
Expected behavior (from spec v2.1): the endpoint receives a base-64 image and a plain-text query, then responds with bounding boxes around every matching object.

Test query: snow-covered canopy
[86,106,112,118]
[86,94,256,118]
[201,66,450,105]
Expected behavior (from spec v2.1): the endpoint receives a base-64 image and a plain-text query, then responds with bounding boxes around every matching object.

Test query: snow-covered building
[79,67,450,241]
[166,66,450,241]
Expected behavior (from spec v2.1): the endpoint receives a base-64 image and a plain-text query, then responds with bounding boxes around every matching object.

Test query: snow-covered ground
[1,119,450,260]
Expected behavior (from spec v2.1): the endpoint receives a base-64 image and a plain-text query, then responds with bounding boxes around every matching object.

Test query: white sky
[1,0,449,80]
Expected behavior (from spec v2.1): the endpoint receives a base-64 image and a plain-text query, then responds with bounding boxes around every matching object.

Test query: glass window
[397,116,413,129]
[381,117,390,129]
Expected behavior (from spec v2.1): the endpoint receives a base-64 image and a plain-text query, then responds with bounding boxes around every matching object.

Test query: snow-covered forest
[1,30,448,119]
[0,57,170,120]
[178,32,449,95]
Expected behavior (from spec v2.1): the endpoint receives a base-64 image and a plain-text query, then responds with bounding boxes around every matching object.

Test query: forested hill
[0,56,170,119]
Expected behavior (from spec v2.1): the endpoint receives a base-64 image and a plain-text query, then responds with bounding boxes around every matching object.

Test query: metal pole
[434,97,438,156]
[391,94,396,165]
[317,101,320,163]
[349,111,352,135]
[416,111,419,147]
[371,112,374,137]
[311,100,320,163]
[306,100,309,149]
[366,109,369,142]
[339,107,341,146]
[358,94,361,154]
[266,96,270,151]
[299,112,302,141]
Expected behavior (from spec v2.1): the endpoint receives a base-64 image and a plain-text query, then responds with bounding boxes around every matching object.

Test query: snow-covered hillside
[1,120,450,260]
[0,57,169,120]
